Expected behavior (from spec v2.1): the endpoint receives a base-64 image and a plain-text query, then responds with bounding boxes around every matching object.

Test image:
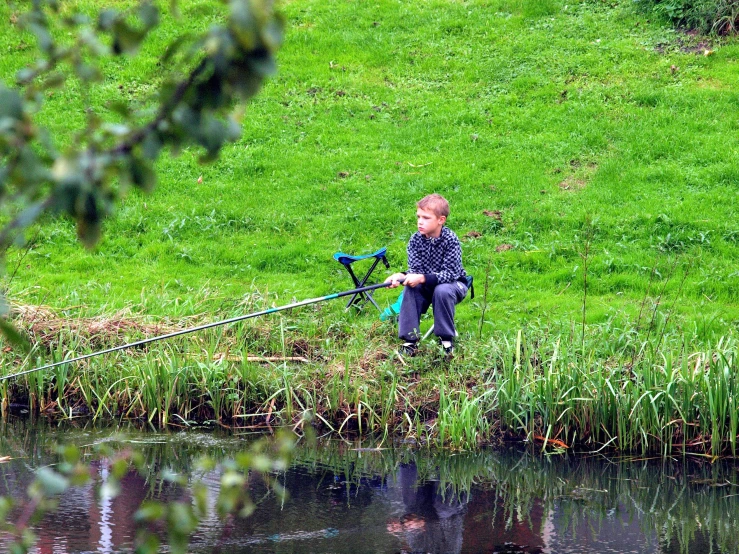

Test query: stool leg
[356,257,384,311]
[345,257,384,311]
[343,265,363,309]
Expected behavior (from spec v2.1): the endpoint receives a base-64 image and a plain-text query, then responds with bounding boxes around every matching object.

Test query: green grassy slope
[2,0,739,339]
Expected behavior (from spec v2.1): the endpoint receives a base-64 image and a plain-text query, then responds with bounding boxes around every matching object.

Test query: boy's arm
[407,234,424,274]
[426,235,464,286]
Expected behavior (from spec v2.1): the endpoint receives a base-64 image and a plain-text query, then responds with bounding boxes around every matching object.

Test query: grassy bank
[3,298,739,457]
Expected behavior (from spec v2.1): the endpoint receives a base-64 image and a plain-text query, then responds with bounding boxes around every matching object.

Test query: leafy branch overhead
[0,0,283,249]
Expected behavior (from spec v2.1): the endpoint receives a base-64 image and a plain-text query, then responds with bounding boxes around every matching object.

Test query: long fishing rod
[1,280,401,382]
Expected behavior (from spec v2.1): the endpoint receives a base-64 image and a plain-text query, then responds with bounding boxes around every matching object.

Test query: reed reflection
[0,419,735,553]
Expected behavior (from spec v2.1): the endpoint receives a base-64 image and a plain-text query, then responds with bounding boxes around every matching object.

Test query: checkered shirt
[407,226,466,287]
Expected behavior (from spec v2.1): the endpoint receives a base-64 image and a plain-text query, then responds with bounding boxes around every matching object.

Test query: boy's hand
[403,273,425,288]
[385,273,407,288]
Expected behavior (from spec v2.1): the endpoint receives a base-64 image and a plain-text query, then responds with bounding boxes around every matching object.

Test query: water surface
[0,418,736,553]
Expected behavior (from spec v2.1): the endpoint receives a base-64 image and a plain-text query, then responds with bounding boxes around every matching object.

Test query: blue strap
[333,247,387,267]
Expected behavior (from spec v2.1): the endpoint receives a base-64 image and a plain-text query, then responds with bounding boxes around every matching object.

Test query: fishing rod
[1,280,402,382]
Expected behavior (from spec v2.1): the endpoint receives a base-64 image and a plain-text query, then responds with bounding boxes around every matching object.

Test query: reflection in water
[387,463,468,553]
[0,417,737,553]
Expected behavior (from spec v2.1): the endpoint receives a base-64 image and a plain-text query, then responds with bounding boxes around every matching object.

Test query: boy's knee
[432,283,459,303]
[433,283,467,307]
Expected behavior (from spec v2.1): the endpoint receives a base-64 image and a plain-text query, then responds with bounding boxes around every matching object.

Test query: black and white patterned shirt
[407,226,466,287]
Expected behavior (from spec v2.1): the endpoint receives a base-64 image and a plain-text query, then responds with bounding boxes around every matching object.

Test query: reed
[3,300,739,456]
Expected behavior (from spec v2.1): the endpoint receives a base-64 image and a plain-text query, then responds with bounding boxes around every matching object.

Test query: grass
[2,1,739,454]
[0,0,738,330]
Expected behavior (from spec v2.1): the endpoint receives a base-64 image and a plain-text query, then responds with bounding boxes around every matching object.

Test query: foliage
[0,428,297,554]
[636,0,739,33]
[0,0,282,315]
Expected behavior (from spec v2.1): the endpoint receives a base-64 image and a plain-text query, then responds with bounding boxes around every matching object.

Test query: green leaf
[136,500,165,522]
[197,117,227,161]
[161,34,190,64]
[111,457,129,479]
[161,468,185,484]
[33,467,70,497]
[107,100,131,118]
[98,10,119,31]
[230,0,256,37]
[43,72,66,88]
[225,117,241,141]
[9,201,46,238]
[130,156,156,191]
[136,533,161,554]
[221,471,245,488]
[167,502,197,534]
[15,68,35,85]
[28,22,54,54]
[0,318,29,352]
[67,13,92,27]
[17,147,51,187]
[238,500,256,517]
[79,28,108,56]
[141,131,162,161]
[100,480,121,499]
[112,22,144,55]
[74,62,101,83]
[0,85,24,121]
[261,18,285,51]
[250,454,271,472]
[59,445,81,465]
[195,456,216,472]
[138,2,160,29]
[0,497,13,520]
[192,483,208,518]
[103,123,131,137]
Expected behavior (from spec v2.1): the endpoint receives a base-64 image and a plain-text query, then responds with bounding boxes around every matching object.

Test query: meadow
[1,0,739,454]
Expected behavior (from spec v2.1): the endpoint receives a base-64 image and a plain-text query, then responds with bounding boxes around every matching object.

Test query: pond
[0,417,737,553]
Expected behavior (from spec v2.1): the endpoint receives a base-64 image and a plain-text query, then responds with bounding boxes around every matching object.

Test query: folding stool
[333,247,390,311]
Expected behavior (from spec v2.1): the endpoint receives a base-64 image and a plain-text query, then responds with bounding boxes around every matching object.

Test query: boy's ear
[439,215,447,225]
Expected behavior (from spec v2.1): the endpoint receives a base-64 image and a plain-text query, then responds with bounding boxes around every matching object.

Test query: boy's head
[417,194,450,218]
[416,194,449,238]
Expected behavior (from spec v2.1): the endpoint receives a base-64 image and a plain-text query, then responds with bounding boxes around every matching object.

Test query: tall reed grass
[2,299,739,457]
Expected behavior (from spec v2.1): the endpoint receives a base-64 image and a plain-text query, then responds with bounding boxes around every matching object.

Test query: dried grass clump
[10,303,179,348]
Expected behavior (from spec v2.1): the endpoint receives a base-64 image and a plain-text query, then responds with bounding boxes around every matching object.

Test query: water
[0,417,736,553]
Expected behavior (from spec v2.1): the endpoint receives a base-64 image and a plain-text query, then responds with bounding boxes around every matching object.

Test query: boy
[385,193,468,357]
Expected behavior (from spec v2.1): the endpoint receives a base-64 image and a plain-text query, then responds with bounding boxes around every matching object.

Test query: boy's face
[416,207,446,239]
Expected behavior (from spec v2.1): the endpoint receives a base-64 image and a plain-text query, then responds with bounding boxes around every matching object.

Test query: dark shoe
[441,340,454,359]
[399,342,419,357]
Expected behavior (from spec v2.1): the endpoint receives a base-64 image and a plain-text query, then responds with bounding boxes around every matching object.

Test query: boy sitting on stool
[385,193,468,357]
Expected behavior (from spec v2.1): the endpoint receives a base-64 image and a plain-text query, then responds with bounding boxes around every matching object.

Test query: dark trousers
[398,281,468,342]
